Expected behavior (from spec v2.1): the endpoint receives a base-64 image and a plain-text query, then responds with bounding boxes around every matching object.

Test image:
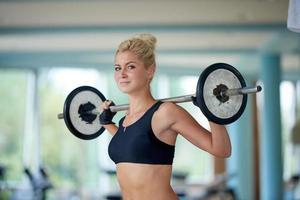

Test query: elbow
[218,141,232,158]
[215,148,231,158]
[223,146,232,158]
[222,150,232,158]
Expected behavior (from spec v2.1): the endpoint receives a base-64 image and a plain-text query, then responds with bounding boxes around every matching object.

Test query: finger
[106,100,112,105]
[100,101,108,110]
[101,100,112,110]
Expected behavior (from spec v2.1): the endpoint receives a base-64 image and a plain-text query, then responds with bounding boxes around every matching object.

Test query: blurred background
[0,0,299,199]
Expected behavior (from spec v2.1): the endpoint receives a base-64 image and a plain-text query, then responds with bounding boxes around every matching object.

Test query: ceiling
[0,0,299,80]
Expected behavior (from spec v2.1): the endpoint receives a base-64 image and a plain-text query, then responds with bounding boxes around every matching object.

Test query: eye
[127,65,135,70]
[114,66,121,71]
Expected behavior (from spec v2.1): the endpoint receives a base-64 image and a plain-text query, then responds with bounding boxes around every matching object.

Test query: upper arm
[154,102,231,157]
[162,103,213,153]
[103,124,119,136]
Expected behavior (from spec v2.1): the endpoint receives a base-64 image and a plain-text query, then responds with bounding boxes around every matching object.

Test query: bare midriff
[116,163,179,200]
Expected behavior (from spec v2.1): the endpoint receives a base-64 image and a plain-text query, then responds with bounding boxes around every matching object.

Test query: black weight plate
[196,63,247,125]
[63,86,106,140]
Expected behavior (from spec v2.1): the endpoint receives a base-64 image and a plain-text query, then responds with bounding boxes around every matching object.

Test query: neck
[127,89,156,115]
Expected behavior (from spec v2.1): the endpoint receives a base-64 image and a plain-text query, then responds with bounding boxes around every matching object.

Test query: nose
[120,67,127,77]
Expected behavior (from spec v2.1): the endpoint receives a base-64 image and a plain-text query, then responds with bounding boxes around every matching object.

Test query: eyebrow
[114,61,137,66]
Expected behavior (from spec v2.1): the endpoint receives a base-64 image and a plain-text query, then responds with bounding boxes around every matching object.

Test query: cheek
[132,71,146,82]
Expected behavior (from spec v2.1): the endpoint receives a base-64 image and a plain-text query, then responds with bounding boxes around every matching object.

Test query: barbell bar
[58,63,262,140]
[57,85,261,119]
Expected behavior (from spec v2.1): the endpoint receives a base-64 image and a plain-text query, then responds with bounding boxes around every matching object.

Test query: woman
[99,33,231,200]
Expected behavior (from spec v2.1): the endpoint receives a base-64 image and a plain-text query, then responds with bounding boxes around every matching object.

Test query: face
[114,51,155,94]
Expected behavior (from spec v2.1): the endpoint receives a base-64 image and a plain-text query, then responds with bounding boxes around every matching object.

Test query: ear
[147,64,156,80]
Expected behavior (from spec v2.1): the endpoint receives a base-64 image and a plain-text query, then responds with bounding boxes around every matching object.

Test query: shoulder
[153,101,194,133]
[153,102,177,123]
[156,101,189,121]
[152,102,180,133]
[158,101,179,113]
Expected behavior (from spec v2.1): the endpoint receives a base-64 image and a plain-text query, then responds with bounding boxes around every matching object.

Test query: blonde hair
[115,33,157,68]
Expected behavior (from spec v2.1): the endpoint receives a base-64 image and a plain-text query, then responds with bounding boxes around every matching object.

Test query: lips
[119,81,130,85]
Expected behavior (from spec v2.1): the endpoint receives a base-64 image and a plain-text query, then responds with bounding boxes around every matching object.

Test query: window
[0,70,27,180]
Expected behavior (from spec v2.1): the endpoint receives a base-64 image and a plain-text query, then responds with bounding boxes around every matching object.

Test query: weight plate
[63,86,106,140]
[196,63,247,124]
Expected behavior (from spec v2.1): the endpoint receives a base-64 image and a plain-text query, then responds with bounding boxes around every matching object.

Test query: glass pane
[39,68,105,199]
[165,75,213,183]
[0,70,27,180]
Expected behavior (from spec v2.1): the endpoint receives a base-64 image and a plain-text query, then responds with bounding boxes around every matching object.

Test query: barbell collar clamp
[57,113,64,119]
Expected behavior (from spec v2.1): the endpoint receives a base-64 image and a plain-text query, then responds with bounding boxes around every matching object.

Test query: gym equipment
[1,167,52,200]
[196,63,250,125]
[58,63,261,140]
[59,86,106,140]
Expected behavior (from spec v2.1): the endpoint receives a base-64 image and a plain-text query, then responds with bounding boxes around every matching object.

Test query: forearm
[209,121,232,157]
[103,124,118,135]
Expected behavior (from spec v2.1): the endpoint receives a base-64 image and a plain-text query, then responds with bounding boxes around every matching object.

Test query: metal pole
[23,70,35,168]
[110,93,196,112]
[224,86,262,96]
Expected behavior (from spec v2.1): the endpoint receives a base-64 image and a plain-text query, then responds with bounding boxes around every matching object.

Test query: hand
[99,100,117,125]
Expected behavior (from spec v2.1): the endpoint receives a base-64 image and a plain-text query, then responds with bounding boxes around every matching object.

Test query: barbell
[58,63,262,140]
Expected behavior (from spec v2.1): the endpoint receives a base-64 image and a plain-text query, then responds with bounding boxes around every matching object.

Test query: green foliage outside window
[0,70,27,181]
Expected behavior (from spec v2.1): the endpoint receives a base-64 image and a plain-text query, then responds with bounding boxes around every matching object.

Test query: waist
[116,163,173,190]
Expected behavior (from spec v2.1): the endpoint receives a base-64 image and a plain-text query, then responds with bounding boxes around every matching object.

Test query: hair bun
[135,33,157,50]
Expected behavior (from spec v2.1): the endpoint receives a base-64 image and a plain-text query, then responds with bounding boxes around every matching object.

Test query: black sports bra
[108,101,175,165]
